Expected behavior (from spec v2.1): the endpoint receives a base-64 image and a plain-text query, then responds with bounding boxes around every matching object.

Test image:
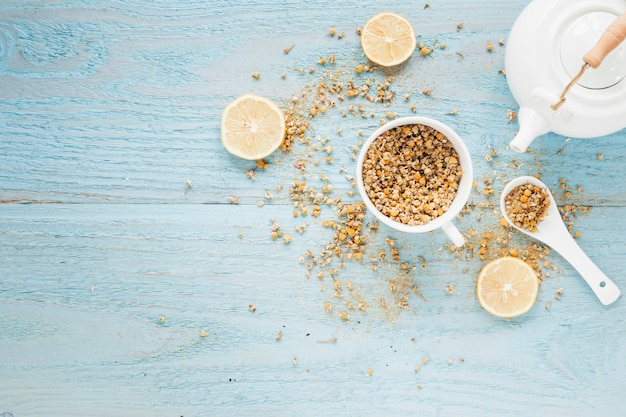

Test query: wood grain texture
[1,1,625,416]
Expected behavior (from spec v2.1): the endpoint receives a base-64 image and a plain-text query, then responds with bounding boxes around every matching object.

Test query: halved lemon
[361,12,417,67]
[476,256,539,319]
[220,94,285,160]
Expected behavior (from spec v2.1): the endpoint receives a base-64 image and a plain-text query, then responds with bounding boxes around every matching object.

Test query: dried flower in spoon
[504,183,550,232]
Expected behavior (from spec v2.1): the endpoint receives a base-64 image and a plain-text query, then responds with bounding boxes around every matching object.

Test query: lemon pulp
[221,94,285,160]
[476,256,539,318]
[361,12,417,67]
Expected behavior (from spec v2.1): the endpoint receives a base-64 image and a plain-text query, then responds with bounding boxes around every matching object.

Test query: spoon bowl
[500,176,620,305]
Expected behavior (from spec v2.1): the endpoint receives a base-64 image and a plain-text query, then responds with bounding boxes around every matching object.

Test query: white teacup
[355,116,473,247]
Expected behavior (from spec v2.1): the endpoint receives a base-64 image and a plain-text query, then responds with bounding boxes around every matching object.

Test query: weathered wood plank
[1,203,625,415]
[1,0,625,205]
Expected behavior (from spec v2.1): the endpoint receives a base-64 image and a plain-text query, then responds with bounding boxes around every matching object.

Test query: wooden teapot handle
[583,11,626,68]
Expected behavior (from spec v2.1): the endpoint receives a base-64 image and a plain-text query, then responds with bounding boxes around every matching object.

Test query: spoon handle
[583,11,626,68]
[550,236,621,305]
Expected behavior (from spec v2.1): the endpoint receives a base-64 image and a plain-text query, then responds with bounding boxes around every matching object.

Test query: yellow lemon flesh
[221,94,285,160]
[361,12,417,67]
[476,256,539,319]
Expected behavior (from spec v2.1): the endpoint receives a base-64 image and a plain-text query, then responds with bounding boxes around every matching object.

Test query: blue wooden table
[1,1,625,416]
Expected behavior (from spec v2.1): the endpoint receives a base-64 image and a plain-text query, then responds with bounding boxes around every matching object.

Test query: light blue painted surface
[1,1,625,416]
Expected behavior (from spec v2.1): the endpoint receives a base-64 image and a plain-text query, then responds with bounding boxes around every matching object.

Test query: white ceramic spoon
[500,176,621,305]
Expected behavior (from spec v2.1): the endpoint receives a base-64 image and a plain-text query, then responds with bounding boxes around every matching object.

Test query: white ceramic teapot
[505,0,626,152]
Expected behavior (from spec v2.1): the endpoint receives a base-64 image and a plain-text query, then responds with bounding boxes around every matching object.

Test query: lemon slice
[476,256,539,319]
[361,12,417,67]
[221,94,285,160]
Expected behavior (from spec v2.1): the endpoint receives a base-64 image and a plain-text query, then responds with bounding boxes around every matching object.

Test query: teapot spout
[510,107,551,153]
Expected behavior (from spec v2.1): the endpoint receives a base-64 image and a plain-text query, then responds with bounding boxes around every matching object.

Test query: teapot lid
[560,11,626,89]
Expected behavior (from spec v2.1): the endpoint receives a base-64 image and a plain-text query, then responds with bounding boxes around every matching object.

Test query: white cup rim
[355,116,473,234]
